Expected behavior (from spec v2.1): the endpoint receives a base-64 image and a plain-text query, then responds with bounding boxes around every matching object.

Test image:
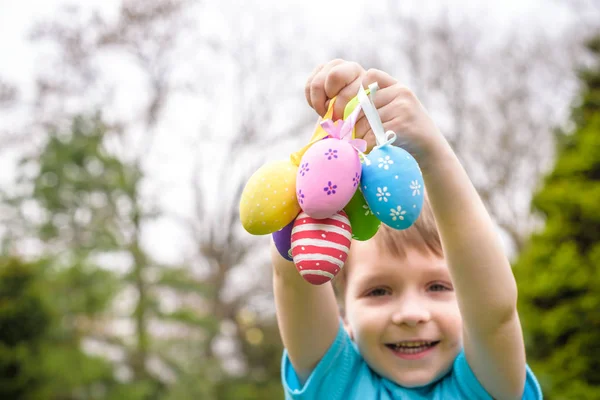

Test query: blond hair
[333,196,442,305]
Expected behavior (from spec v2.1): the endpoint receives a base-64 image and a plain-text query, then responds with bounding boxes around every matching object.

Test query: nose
[391,295,431,327]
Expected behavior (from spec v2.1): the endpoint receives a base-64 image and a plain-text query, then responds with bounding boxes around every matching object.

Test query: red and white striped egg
[291,211,352,285]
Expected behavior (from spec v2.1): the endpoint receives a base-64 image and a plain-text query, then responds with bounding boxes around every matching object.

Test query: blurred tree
[1,0,289,397]
[0,77,20,150]
[3,115,150,398]
[0,257,51,399]
[1,114,222,398]
[369,5,584,255]
[214,319,284,400]
[168,2,308,394]
[0,255,161,400]
[5,0,299,393]
[38,258,136,400]
[6,0,595,398]
[0,79,17,107]
[514,34,600,399]
[6,0,228,397]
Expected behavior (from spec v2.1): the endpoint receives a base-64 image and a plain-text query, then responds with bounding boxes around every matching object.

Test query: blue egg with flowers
[356,83,425,230]
[361,137,424,230]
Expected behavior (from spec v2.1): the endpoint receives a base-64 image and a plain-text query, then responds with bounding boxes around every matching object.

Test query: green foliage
[515,35,600,399]
[49,261,120,318]
[215,379,284,400]
[37,344,117,399]
[215,321,284,400]
[27,115,139,252]
[0,257,132,400]
[0,258,50,399]
[0,259,50,346]
[2,112,284,398]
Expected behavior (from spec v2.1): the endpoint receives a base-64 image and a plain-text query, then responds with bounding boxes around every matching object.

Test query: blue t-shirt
[281,322,542,399]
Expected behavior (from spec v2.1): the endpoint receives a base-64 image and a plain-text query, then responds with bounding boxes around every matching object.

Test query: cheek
[346,303,377,337]
[347,301,391,345]
[434,301,463,340]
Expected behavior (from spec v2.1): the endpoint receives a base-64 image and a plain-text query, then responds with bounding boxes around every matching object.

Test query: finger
[324,62,363,98]
[365,134,377,153]
[354,115,371,140]
[353,115,376,152]
[354,116,375,149]
[354,115,375,144]
[370,85,416,109]
[354,85,416,140]
[332,76,363,121]
[305,63,325,109]
[353,87,410,146]
[310,59,345,116]
[376,100,403,125]
[323,62,364,119]
[362,68,398,90]
[324,98,331,114]
[375,86,420,127]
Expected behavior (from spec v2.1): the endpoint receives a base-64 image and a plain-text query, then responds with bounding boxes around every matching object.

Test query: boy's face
[343,240,462,388]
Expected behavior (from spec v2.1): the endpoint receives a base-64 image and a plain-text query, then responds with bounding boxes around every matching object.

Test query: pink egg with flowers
[296,138,361,219]
[291,211,352,285]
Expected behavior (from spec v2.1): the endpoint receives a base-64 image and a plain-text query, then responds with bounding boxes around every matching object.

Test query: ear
[342,315,354,341]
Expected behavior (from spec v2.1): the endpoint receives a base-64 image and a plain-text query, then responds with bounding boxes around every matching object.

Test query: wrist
[414,132,455,176]
[271,241,299,279]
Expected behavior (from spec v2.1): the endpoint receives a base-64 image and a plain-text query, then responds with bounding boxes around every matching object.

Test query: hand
[305,61,446,162]
[356,68,446,164]
[305,59,365,121]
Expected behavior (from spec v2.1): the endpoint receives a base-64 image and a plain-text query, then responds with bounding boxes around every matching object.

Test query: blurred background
[0,0,598,398]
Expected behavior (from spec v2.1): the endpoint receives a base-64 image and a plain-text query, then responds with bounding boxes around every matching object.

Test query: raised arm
[273,59,367,383]
[359,68,526,400]
[271,241,339,383]
[422,139,526,400]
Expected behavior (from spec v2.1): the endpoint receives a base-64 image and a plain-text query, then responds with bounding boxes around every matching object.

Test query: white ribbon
[368,82,378,104]
[357,83,397,149]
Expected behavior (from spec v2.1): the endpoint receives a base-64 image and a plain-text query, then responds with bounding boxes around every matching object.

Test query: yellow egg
[240,159,301,235]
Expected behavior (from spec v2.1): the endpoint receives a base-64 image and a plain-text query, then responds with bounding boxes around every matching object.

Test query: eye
[428,283,452,292]
[366,287,390,297]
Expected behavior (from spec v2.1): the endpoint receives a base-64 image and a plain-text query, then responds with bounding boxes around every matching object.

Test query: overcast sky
[0,0,576,88]
[0,0,580,264]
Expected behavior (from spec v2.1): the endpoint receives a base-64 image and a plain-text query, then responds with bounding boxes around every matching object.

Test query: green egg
[342,89,379,241]
[343,95,361,120]
[343,89,372,138]
[344,188,381,241]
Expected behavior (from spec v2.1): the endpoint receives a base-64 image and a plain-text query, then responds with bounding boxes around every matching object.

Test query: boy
[271,59,542,399]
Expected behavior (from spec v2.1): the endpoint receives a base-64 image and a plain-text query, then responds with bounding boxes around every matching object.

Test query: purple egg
[272,220,294,261]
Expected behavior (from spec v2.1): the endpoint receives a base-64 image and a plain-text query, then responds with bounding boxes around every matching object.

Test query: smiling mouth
[385,341,440,354]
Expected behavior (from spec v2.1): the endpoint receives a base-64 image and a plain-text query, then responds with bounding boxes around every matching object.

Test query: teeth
[387,341,439,354]
[396,341,431,348]
[393,346,429,354]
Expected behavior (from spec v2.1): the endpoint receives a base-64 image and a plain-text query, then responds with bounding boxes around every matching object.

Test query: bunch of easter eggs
[239,85,425,285]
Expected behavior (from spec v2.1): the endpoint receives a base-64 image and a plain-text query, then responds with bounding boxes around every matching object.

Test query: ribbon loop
[357,84,386,146]
[320,101,363,141]
[383,131,397,146]
[319,102,367,155]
